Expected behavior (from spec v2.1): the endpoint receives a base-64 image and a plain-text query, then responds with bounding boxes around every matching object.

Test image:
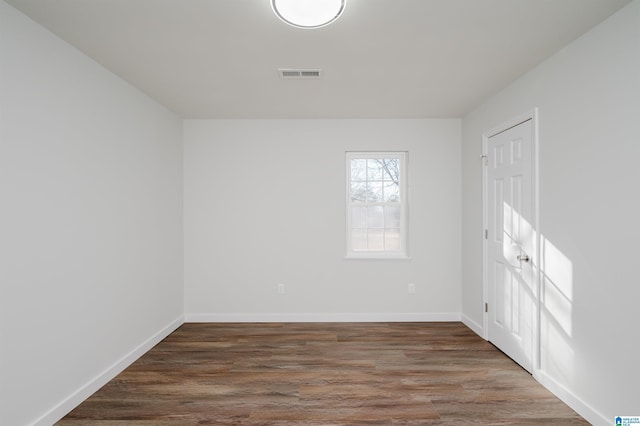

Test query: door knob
[517,253,530,263]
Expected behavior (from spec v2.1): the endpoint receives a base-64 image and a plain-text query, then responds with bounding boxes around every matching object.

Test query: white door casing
[483,113,538,373]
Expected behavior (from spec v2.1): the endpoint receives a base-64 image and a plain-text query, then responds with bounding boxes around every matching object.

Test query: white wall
[184,119,461,321]
[461,1,640,423]
[0,2,184,425]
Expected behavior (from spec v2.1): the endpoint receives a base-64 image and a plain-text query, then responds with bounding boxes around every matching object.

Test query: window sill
[344,254,412,261]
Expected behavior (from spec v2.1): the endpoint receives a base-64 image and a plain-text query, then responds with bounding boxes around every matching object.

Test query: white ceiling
[6,0,631,118]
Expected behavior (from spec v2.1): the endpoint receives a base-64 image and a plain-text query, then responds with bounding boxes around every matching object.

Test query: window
[346,152,408,258]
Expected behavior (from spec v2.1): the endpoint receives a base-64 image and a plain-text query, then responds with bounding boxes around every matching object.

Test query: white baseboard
[534,370,608,426]
[184,312,461,323]
[461,313,484,338]
[32,315,184,426]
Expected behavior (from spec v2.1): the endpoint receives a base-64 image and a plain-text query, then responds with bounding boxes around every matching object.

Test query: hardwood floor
[58,322,587,425]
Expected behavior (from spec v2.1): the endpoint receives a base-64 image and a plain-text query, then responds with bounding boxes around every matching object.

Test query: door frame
[482,108,540,372]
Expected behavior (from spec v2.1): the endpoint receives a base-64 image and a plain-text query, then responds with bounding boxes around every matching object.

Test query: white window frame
[345,151,408,259]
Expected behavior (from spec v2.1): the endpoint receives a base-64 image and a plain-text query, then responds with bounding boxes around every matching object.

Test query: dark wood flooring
[58,322,587,425]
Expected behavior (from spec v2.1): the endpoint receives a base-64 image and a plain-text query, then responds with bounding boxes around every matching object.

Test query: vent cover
[278,69,322,79]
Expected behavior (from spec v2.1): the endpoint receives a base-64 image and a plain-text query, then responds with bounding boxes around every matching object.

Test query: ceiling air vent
[278,69,322,79]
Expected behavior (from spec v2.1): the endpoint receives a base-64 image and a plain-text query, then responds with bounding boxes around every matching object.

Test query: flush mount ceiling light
[271,0,346,29]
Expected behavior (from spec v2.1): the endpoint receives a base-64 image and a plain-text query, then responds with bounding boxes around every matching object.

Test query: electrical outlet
[408,283,416,295]
[277,283,285,295]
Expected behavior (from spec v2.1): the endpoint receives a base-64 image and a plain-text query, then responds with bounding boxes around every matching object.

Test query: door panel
[486,119,534,373]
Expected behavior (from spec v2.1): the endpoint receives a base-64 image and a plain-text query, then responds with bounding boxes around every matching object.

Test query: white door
[485,119,535,373]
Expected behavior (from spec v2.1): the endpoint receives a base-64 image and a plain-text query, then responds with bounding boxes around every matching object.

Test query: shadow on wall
[540,235,574,384]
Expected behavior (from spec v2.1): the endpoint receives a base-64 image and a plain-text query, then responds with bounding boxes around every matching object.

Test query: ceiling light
[271,0,345,29]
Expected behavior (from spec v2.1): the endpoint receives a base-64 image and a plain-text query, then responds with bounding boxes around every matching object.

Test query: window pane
[384,205,401,228]
[381,158,400,182]
[366,181,383,202]
[351,206,367,228]
[368,229,384,250]
[367,206,384,228]
[383,181,400,202]
[351,229,367,250]
[367,159,384,180]
[347,152,406,257]
[350,181,367,202]
[351,159,366,181]
[385,228,401,250]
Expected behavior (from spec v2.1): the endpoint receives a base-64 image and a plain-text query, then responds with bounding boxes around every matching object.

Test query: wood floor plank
[57,322,587,425]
